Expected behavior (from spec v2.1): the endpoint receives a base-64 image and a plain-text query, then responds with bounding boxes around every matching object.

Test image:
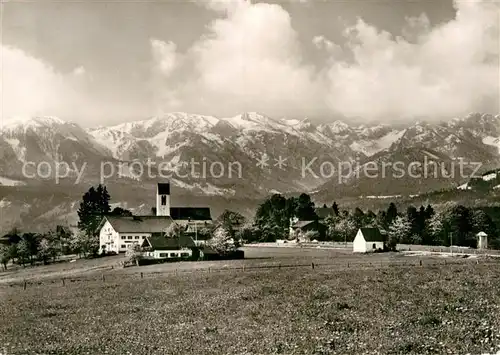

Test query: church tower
[156,182,170,216]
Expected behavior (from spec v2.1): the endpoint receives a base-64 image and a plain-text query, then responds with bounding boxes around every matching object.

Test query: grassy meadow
[1,249,500,354]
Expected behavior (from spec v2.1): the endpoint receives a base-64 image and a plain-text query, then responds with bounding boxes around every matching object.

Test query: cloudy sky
[1,0,499,126]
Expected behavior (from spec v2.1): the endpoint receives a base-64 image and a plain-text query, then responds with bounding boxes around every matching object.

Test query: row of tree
[232,193,500,249]
[0,184,135,269]
[0,225,88,270]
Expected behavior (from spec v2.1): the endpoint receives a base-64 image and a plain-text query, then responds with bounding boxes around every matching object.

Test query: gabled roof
[292,220,317,228]
[359,227,385,242]
[170,207,212,221]
[103,216,173,233]
[142,234,196,250]
[315,207,335,219]
[157,183,170,195]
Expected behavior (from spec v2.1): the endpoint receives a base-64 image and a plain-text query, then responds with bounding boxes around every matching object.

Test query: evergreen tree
[332,201,339,216]
[424,204,435,219]
[295,193,317,221]
[77,185,111,237]
[386,203,398,226]
[353,207,365,228]
[447,205,474,247]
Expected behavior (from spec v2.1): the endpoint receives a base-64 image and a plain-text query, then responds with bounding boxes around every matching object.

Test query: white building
[353,227,386,253]
[477,231,488,249]
[98,182,212,254]
[98,215,173,254]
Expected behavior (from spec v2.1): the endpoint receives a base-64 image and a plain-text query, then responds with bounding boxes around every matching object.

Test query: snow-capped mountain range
[1,111,500,233]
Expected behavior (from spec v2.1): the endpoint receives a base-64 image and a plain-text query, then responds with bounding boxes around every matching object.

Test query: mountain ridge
[2,111,500,234]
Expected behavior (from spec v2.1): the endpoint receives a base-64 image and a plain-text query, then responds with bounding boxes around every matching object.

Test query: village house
[353,227,386,253]
[289,218,327,240]
[141,234,196,260]
[98,182,212,254]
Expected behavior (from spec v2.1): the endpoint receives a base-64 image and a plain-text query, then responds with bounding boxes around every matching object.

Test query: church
[97,182,212,254]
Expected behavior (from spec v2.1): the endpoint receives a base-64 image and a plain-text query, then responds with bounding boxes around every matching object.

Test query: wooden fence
[11,256,500,290]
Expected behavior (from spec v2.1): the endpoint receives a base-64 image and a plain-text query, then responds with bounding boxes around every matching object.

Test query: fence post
[62,278,65,286]
[102,274,105,282]
[419,260,422,266]
[140,272,143,279]
[347,262,349,268]
[311,262,315,270]
[23,280,27,290]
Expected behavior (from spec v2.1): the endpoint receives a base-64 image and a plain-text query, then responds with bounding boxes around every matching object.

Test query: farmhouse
[353,227,386,253]
[141,234,196,260]
[98,182,212,254]
[289,219,327,240]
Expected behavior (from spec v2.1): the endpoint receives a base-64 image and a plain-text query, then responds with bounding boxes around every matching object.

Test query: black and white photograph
[0,0,500,353]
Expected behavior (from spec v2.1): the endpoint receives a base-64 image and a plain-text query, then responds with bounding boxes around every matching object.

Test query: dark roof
[170,207,212,221]
[199,245,218,255]
[157,183,170,195]
[103,216,173,233]
[359,227,385,242]
[143,234,196,250]
[292,220,317,229]
[315,207,335,219]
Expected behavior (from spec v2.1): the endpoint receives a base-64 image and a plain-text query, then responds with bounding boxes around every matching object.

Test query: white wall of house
[99,221,151,254]
[117,233,151,253]
[99,221,120,253]
[478,235,488,249]
[353,230,366,253]
[353,229,385,253]
[365,241,384,252]
[143,248,193,259]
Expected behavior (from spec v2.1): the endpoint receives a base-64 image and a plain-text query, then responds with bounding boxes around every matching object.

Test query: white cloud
[153,0,498,121]
[175,2,322,116]
[150,39,177,76]
[72,66,86,77]
[0,45,79,119]
[2,0,499,124]
[312,35,339,54]
[201,0,250,14]
[324,0,500,120]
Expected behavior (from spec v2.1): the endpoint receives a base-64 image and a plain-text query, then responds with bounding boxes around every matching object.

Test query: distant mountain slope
[2,111,500,233]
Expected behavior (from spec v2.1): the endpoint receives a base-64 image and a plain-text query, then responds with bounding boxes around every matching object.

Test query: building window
[121,236,126,240]
[135,236,140,239]
[159,253,167,258]
[127,236,133,240]
[161,195,167,206]
[170,253,177,257]
[181,253,189,257]
[121,245,126,249]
